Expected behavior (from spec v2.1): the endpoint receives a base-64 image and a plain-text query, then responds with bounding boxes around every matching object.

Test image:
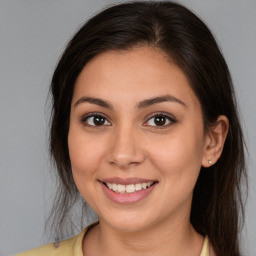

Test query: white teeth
[105,182,154,194]
[106,183,113,189]
[117,184,125,193]
[112,183,117,191]
[126,184,135,193]
[142,183,147,189]
[135,183,142,191]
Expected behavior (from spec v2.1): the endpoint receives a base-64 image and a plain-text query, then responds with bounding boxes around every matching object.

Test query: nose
[107,125,145,170]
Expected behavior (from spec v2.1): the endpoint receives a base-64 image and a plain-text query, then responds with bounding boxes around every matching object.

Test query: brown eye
[154,116,167,126]
[82,114,111,127]
[145,114,176,127]
[93,116,105,126]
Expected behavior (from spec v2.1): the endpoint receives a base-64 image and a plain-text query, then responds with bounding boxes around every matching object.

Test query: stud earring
[208,160,212,165]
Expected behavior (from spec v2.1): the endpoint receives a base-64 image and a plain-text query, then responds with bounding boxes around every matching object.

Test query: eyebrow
[74,95,186,109]
[137,95,186,108]
[74,97,113,109]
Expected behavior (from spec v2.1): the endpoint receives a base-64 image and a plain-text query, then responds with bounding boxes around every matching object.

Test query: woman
[17,1,246,255]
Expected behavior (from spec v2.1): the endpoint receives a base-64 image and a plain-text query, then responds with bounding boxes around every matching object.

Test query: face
[68,47,209,232]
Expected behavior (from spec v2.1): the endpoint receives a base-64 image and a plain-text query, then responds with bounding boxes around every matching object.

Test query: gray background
[0,0,255,255]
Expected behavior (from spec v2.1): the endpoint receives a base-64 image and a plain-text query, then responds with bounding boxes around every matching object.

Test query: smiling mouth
[101,181,157,194]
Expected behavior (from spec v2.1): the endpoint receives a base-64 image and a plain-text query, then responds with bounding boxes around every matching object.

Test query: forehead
[73,46,200,110]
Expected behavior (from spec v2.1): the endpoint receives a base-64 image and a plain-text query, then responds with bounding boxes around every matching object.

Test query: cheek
[68,131,109,209]
[148,128,205,187]
[68,130,106,183]
[145,132,205,214]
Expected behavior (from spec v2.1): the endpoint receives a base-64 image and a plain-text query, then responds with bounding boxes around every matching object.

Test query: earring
[208,160,212,165]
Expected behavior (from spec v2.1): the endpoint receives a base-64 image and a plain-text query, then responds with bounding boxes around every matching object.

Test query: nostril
[106,132,146,168]
[107,152,145,169]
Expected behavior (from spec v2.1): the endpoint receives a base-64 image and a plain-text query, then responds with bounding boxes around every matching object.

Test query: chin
[99,210,158,233]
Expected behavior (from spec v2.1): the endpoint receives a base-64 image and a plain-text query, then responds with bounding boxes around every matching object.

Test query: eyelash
[81,112,111,128]
[144,112,177,128]
[81,112,176,128]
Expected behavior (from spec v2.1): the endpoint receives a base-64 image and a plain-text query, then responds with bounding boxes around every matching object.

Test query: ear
[201,115,229,167]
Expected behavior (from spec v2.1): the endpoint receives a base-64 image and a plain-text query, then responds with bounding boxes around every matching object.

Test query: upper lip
[99,177,157,185]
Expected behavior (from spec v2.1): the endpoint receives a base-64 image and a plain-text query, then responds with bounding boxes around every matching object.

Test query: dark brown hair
[47,1,247,255]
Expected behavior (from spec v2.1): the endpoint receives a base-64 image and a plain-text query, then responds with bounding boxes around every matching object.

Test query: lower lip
[100,182,156,204]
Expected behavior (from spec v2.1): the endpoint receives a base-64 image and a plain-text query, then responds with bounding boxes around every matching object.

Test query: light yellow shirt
[16,225,211,256]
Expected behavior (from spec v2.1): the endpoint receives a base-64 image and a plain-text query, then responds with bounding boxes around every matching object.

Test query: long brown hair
[47,2,247,255]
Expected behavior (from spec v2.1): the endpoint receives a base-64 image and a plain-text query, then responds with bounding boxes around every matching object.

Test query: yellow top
[16,225,211,256]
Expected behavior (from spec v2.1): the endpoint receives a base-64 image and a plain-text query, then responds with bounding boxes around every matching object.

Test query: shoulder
[15,229,87,256]
[200,236,216,256]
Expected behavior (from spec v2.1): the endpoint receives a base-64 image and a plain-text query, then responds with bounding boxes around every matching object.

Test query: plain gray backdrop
[0,0,255,255]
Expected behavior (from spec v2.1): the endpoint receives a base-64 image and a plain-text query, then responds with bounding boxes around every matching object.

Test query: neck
[83,216,204,256]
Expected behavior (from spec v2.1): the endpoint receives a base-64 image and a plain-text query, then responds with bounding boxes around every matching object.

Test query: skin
[68,46,229,256]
